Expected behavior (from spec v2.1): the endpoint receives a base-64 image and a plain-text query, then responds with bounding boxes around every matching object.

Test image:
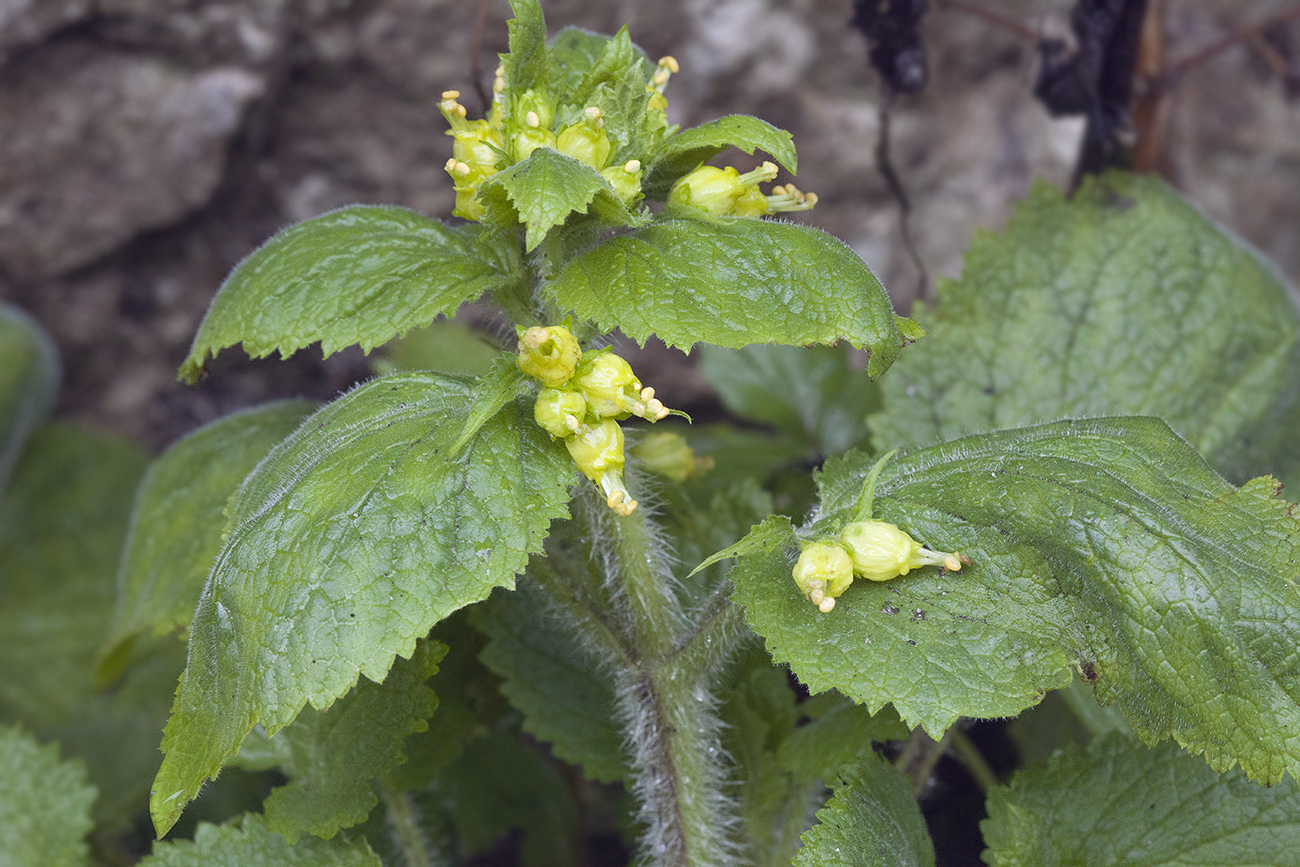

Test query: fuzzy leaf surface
[0,726,97,867]
[546,212,904,375]
[0,303,59,493]
[139,815,380,866]
[503,0,548,94]
[644,115,797,199]
[792,751,936,867]
[179,209,522,382]
[99,400,315,682]
[478,149,636,251]
[151,372,573,836]
[870,173,1300,487]
[237,640,444,843]
[732,417,1300,784]
[982,735,1300,866]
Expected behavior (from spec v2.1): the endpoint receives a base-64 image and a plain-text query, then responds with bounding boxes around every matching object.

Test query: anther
[525,110,541,128]
[624,159,641,172]
[441,90,461,100]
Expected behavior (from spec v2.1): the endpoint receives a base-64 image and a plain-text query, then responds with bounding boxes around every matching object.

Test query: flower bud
[517,325,581,387]
[566,420,638,516]
[839,520,963,583]
[630,431,711,482]
[534,388,587,439]
[556,107,612,169]
[792,541,855,613]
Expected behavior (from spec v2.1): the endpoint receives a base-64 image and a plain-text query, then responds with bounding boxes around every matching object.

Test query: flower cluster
[792,521,966,613]
[438,56,680,221]
[517,325,678,516]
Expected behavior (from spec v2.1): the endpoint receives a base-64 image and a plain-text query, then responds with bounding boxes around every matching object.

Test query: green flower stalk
[566,420,638,516]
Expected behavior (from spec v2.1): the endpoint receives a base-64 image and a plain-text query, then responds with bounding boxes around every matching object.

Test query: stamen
[624,159,641,172]
[525,110,541,128]
[441,90,461,100]
[819,597,836,613]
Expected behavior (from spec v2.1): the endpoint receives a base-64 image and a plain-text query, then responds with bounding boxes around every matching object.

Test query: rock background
[1,0,1298,450]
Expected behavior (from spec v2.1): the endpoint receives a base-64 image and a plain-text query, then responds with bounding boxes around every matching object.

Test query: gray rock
[0,43,263,280]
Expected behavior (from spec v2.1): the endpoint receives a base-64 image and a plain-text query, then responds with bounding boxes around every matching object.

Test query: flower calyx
[516,325,581,387]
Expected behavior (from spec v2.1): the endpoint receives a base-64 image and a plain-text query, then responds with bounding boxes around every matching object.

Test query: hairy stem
[606,503,735,867]
[377,776,437,867]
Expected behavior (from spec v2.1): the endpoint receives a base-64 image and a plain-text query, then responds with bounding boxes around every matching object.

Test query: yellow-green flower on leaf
[792,541,855,613]
[566,419,638,516]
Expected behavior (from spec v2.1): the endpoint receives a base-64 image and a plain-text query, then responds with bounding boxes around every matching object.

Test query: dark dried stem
[1161,6,1300,85]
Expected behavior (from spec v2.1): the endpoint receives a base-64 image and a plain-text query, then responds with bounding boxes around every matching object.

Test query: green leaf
[98,400,315,684]
[178,209,523,383]
[644,115,797,199]
[792,751,936,867]
[699,344,880,455]
[545,211,906,376]
[870,173,1300,488]
[555,27,659,164]
[503,0,549,95]
[139,814,380,866]
[722,659,909,867]
[151,371,574,837]
[478,148,637,251]
[548,28,623,95]
[0,726,97,867]
[0,426,168,829]
[433,730,580,867]
[474,577,627,783]
[237,640,445,843]
[732,417,1300,784]
[981,735,1300,867]
[0,303,59,494]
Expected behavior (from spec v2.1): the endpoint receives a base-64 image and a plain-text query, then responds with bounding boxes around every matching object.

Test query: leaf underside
[733,417,1300,785]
